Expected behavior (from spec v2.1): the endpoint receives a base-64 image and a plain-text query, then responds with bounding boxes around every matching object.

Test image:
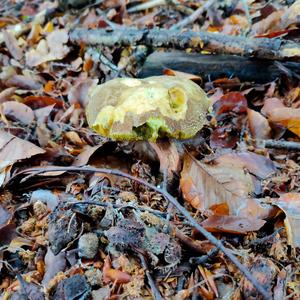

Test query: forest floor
[0,0,300,299]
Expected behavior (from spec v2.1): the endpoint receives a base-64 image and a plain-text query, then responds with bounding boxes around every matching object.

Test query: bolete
[86,76,211,141]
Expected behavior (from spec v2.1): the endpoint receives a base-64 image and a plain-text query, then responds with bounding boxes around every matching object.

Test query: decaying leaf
[180,153,254,214]
[86,76,211,141]
[272,193,300,247]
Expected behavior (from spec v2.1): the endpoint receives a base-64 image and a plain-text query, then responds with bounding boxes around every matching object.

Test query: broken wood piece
[70,27,300,60]
[139,51,300,83]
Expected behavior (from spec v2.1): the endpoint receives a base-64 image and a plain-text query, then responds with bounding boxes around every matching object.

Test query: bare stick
[70,27,299,60]
[10,165,272,299]
[138,252,164,300]
[258,139,300,151]
[171,0,215,29]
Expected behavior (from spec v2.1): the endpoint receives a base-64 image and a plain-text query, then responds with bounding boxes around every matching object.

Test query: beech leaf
[180,153,254,214]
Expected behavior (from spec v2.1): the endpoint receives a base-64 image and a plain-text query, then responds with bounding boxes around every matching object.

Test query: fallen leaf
[42,247,66,285]
[149,139,180,178]
[282,0,300,28]
[3,30,23,61]
[0,131,45,163]
[25,29,69,67]
[261,98,285,116]
[1,101,35,125]
[268,107,300,137]
[163,68,202,83]
[0,87,17,104]
[72,145,103,166]
[213,92,247,115]
[68,78,98,107]
[210,125,238,149]
[201,215,266,234]
[103,255,132,284]
[247,108,271,140]
[23,95,64,109]
[180,153,254,214]
[215,151,276,179]
[272,193,300,247]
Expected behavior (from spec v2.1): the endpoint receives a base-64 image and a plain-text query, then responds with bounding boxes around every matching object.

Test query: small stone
[85,268,102,286]
[78,233,99,259]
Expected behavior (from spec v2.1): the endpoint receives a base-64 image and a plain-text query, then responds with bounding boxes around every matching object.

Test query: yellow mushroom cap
[86,76,211,141]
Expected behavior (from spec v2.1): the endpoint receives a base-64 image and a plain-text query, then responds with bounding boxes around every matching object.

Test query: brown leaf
[163,68,202,83]
[149,140,180,178]
[1,101,35,125]
[3,30,23,60]
[180,153,254,214]
[25,29,69,67]
[201,215,266,234]
[103,256,131,284]
[6,74,42,90]
[0,131,45,163]
[215,151,276,179]
[68,78,98,108]
[23,95,64,109]
[247,108,271,140]
[272,193,300,247]
[0,87,17,104]
[268,107,300,137]
[213,92,247,115]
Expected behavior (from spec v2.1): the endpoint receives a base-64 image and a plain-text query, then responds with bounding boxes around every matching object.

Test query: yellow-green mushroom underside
[86,76,211,141]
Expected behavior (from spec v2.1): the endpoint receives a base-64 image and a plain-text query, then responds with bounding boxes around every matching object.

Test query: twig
[171,0,215,29]
[70,27,299,60]
[248,227,285,247]
[138,252,164,300]
[258,139,300,151]
[127,0,166,13]
[10,166,272,299]
[70,200,167,217]
[189,247,219,265]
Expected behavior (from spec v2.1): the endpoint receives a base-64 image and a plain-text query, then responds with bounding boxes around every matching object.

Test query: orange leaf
[268,107,300,137]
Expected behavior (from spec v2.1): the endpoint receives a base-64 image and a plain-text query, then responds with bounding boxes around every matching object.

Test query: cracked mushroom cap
[86,76,211,141]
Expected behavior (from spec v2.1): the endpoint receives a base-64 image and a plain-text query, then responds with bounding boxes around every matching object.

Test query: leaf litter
[0,0,300,299]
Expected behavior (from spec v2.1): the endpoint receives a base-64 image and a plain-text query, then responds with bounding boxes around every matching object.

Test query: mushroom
[86,76,211,141]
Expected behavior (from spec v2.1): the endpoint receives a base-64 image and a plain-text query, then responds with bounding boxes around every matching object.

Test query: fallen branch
[259,139,300,151]
[70,27,300,60]
[10,165,271,299]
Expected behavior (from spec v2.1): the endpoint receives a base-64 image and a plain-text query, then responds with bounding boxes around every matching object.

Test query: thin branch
[171,0,215,30]
[258,139,300,151]
[10,165,272,299]
[138,252,164,300]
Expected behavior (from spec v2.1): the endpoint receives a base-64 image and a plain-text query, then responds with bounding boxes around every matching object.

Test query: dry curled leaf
[86,76,211,141]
